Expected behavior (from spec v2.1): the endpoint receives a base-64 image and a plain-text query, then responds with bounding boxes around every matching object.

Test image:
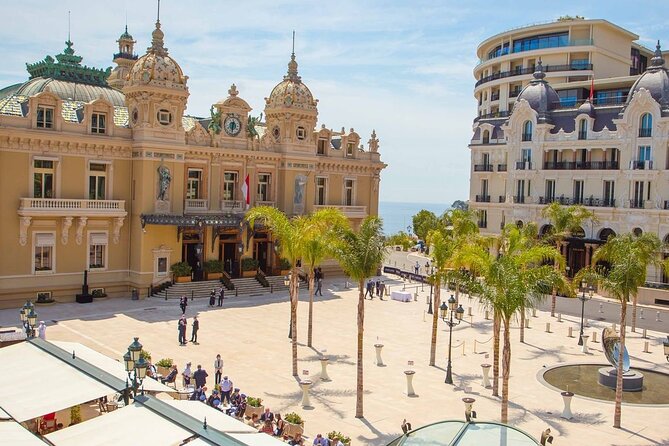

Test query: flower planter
[283,422,304,439]
[206,272,223,280]
[157,365,171,376]
[242,270,257,278]
[175,276,192,283]
[245,404,264,419]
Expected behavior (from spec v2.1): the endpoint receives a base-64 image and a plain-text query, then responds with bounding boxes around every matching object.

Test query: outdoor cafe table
[391,290,412,302]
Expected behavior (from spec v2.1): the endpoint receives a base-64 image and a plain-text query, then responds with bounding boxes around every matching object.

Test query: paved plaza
[2,270,668,446]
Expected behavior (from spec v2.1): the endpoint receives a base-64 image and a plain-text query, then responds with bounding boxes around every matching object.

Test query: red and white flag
[241,174,250,208]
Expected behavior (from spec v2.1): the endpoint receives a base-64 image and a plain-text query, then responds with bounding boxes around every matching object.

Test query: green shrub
[139,349,151,361]
[171,262,192,277]
[241,257,259,271]
[156,358,173,368]
[284,412,303,425]
[70,405,82,425]
[279,258,291,270]
[204,260,223,273]
[327,431,351,444]
[247,396,263,407]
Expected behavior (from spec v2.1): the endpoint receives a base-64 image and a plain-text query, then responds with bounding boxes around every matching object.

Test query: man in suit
[217,287,224,306]
[178,315,187,345]
[193,364,208,389]
[190,315,199,343]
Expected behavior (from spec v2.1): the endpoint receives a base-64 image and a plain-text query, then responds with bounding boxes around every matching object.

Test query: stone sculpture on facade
[157,164,171,200]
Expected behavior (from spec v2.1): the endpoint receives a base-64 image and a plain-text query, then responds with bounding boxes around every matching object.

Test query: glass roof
[389,421,540,446]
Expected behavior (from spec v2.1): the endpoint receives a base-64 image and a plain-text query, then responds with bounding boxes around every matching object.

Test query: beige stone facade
[469,18,669,293]
[0,18,385,308]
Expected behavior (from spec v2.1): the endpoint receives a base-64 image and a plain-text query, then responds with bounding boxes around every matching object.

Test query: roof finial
[157,0,161,23]
[651,40,665,68]
[148,0,167,56]
[285,31,300,82]
[533,57,546,81]
[125,11,128,34]
[292,30,295,56]
[68,10,71,42]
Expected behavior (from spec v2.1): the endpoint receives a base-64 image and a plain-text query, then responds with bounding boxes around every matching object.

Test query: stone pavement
[2,278,668,445]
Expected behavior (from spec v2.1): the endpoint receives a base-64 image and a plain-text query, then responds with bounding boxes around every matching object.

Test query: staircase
[151,275,294,300]
[151,280,222,300]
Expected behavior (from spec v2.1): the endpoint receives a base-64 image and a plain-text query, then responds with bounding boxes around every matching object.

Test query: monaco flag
[241,174,250,207]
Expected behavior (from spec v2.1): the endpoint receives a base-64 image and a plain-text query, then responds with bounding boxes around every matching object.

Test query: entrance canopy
[0,342,116,422]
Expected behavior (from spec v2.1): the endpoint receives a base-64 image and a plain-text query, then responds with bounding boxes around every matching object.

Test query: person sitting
[274,413,284,437]
[147,362,158,380]
[313,433,330,446]
[246,413,259,428]
[207,390,220,407]
[161,365,178,386]
[288,433,304,446]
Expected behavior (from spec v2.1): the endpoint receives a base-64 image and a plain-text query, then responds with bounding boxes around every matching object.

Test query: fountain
[598,327,643,391]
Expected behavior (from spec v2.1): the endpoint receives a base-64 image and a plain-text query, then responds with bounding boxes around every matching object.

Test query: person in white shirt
[214,354,224,385]
[182,362,192,388]
[220,376,233,405]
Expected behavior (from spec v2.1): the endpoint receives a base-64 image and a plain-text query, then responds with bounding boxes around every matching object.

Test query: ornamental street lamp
[123,337,148,405]
[440,295,465,384]
[19,300,37,338]
[284,272,300,339]
[427,266,435,315]
[578,282,594,346]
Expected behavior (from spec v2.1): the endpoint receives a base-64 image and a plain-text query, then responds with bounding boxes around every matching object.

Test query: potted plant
[155,358,173,376]
[283,412,304,438]
[204,259,224,280]
[241,257,259,278]
[171,262,192,283]
[278,258,291,275]
[70,405,82,426]
[139,349,151,362]
[328,431,351,445]
[245,396,264,418]
[35,292,55,305]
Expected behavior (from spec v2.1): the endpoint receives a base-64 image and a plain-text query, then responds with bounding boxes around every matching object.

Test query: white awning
[0,421,48,445]
[0,342,116,422]
[52,341,175,394]
[188,434,287,446]
[165,400,257,433]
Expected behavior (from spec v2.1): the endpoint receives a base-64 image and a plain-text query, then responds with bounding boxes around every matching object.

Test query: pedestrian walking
[209,289,216,306]
[214,354,224,385]
[217,287,224,306]
[178,315,187,345]
[315,267,324,296]
[365,279,374,299]
[179,295,188,314]
[375,279,381,297]
[38,321,47,340]
[190,315,199,343]
[220,375,233,405]
[379,281,386,300]
[415,261,420,275]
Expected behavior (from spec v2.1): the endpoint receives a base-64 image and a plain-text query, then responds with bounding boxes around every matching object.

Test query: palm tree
[461,225,567,422]
[332,216,385,418]
[541,202,596,317]
[302,209,349,348]
[580,232,661,428]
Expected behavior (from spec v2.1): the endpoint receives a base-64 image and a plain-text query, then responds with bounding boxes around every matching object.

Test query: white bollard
[481,364,491,388]
[592,331,598,343]
[612,323,617,332]
[404,370,416,396]
[561,391,574,419]
[557,313,562,323]
[642,328,647,339]
[640,308,644,319]
[568,326,573,338]
[599,303,603,313]
[546,322,551,333]
[485,310,490,320]
[532,308,537,318]
[657,311,662,322]
[525,319,530,329]
[374,344,384,366]
[300,380,312,407]
[643,341,650,353]
[468,307,473,317]
[581,335,590,353]
[320,357,331,381]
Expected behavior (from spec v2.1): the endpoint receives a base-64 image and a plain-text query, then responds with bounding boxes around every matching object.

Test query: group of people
[177,314,199,345]
[209,287,225,307]
[364,278,386,300]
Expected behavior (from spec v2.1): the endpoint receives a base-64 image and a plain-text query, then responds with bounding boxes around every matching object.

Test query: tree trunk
[429,278,441,366]
[454,279,460,303]
[519,306,525,343]
[291,269,299,377]
[492,310,501,397]
[308,273,314,347]
[356,279,365,418]
[613,298,627,428]
[551,240,561,317]
[501,316,512,423]
[631,293,637,333]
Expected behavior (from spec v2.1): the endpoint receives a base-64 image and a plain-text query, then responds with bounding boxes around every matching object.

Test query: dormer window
[482,130,490,144]
[639,113,652,137]
[296,126,306,140]
[157,109,172,126]
[317,139,327,155]
[36,106,54,129]
[578,119,587,140]
[346,143,354,157]
[522,120,532,141]
[91,112,106,134]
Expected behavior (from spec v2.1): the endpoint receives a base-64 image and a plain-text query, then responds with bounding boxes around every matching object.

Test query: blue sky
[1,0,669,205]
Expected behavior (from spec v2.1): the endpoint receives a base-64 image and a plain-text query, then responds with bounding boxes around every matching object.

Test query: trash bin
[131,288,139,300]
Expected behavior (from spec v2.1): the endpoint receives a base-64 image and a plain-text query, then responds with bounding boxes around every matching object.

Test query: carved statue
[208,105,222,135]
[157,165,171,201]
[247,113,263,139]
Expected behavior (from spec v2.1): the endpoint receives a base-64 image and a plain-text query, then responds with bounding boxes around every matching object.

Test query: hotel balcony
[542,161,619,170]
[314,205,368,218]
[515,161,532,170]
[497,164,507,172]
[475,63,593,87]
[184,199,208,214]
[475,195,491,203]
[630,160,653,170]
[474,164,494,172]
[538,196,615,207]
[18,198,127,217]
[220,200,245,214]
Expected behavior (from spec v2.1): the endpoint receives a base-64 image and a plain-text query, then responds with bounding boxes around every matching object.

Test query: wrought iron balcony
[497,164,507,172]
[515,161,532,170]
[220,200,245,214]
[498,195,506,203]
[543,161,618,170]
[18,198,126,217]
[475,110,510,121]
[474,164,494,172]
[113,52,139,61]
[630,160,653,170]
[475,63,593,87]
[490,92,500,101]
[512,196,525,204]
[475,195,491,203]
[629,200,645,209]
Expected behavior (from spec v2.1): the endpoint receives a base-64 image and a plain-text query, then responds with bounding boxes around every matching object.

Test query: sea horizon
[378,200,451,235]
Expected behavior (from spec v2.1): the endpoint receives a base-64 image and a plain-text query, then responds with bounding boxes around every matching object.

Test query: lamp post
[577,282,593,346]
[19,300,37,338]
[284,272,299,339]
[440,295,465,384]
[427,266,435,315]
[663,336,669,362]
[123,337,148,405]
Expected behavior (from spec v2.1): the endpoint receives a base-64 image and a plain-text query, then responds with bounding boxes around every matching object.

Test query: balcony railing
[490,92,500,101]
[184,199,208,214]
[314,205,367,218]
[475,195,491,203]
[256,200,276,207]
[497,164,507,172]
[475,110,510,121]
[639,128,652,137]
[509,90,521,98]
[512,196,525,204]
[540,196,616,207]
[516,161,532,170]
[630,160,653,170]
[18,198,127,217]
[475,63,593,87]
[629,200,645,209]
[498,195,506,203]
[474,164,494,172]
[113,52,139,61]
[221,200,245,213]
[543,161,619,170]
[478,220,487,229]
[478,38,594,65]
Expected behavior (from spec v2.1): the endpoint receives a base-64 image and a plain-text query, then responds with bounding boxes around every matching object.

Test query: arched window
[633,227,643,237]
[482,130,490,144]
[578,119,587,140]
[522,121,532,141]
[598,228,616,241]
[639,113,652,137]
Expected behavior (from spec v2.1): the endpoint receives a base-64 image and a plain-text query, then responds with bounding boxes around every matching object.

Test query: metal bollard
[557,313,562,323]
[546,323,551,333]
[191,290,194,301]
[657,311,662,322]
[642,328,647,339]
[643,341,650,353]
[640,308,644,319]
[568,326,573,337]
[270,284,274,294]
[414,292,418,302]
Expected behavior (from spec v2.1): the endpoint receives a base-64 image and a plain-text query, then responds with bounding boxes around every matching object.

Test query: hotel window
[88,163,107,200]
[157,109,172,125]
[603,180,615,206]
[346,143,354,157]
[545,180,555,202]
[33,160,54,198]
[34,233,55,273]
[157,257,168,276]
[578,119,587,140]
[257,173,271,202]
[477,210,487,228]
[482,130,490,144]
[344,179,354,206]
[296,126,306,140]
[186,169,203,199]
[573,180,584,204]
[36,106,54,129]
[316,177,327,205]
[223,172,237,200]
[639,113,652,137]
[522,121,532,141]
[88,232,108,270]
[317,138,327,155]
[91,112,106,134]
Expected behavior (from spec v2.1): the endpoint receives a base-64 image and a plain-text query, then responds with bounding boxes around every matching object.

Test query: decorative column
[404,370,415,396]
[481,363,491,388]
[374,343,384,366]
[320,357,330,381]
[300,380,312,407]
[561,391,574,419]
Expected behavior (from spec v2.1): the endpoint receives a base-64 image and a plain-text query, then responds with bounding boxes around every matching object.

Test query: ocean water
[378,201,451,235]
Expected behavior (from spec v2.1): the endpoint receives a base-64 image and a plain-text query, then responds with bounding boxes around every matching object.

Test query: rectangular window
[186,169,202,199]
[316,177,327,205]
[344,179,354,206]
[34,233,55,273]
[346,143,354,157]
[603,180,615,206]
[638,145,651,161]
[633,181,645,208]
[477,210,488,228]
[257,173,270,202]
[33,159,54,198]
[91,113,106,134]
[88,232,107,269]
[36,106,54,129]
[521,148,531,163]
[158,257,168,275]
[481,179,489,197]
[573,180,584,204]
[223,172,237,200]
[317,139,327,155]
[88,163,107,200]
[545,180,556,201]
[158,110,171,125]
[515,179,525,203]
